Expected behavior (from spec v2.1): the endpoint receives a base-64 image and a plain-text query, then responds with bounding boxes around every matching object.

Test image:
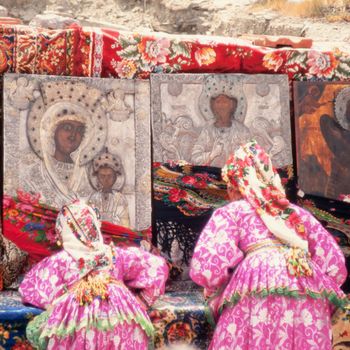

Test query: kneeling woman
[190,140,348,350]
[19,200,168,350]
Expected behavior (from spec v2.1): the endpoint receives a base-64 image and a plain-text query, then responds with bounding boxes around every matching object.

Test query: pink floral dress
[190,200,348,350]
[19,246,168,350]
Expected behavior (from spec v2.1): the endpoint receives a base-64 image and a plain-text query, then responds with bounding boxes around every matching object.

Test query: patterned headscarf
[55,200,113,276]
[222,140,308,251]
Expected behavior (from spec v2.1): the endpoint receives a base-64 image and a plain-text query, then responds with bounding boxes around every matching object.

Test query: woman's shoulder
[224,199,252,209]
[289,203,313,217]
[112,245,140,258]
[47,250,74,266]
[24,250,73,279]
[217,199,254,215]
[219,200,312,217]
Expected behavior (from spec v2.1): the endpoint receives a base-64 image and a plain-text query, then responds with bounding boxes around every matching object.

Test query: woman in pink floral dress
[19,200,169,349]
[190,140,348,350]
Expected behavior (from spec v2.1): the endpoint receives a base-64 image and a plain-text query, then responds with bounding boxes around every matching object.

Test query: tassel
[285,247,313,278]
[71,273,117,306]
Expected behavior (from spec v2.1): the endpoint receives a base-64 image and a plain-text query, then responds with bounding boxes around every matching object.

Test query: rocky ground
[2,0,350,52]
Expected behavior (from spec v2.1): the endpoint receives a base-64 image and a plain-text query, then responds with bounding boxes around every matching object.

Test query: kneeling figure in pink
[20,200,169,350]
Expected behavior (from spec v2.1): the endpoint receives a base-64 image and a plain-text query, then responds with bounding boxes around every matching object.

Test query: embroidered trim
[245,240,313,278]
[219,288,349,314]
[245,239,284,254]
[27,308,154,349]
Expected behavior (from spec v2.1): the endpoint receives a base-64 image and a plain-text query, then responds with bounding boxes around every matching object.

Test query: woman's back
[191,199,347,312]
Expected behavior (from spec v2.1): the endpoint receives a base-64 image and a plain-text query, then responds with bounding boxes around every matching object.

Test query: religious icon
[294,81,350,200]
[151,73,292,168]
[3,74,151,230]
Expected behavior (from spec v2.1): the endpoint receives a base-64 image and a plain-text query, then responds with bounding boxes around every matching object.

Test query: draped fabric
[2,191,151,265]
[1,24,350,80]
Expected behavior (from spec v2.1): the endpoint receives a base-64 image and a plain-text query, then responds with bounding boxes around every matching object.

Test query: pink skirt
[209,295,333,350]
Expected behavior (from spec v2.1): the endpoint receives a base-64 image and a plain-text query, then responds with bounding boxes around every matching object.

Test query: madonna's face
[54,120,85,157]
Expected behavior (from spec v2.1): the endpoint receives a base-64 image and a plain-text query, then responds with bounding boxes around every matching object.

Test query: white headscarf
[55,200,112,275]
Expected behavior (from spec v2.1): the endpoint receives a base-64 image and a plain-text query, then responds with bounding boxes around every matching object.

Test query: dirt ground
[2,0,350,52]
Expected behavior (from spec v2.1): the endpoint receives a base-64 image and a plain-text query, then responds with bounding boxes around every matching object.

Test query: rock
[78,18,130,31]
[0,5,9,16]
[29,13,79,29]
[213,13,269,37]
[266,22,306,37]
[118,0,143,10]
[18,7,38,23]
[151,0,213,34]
[44,7,74,17]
